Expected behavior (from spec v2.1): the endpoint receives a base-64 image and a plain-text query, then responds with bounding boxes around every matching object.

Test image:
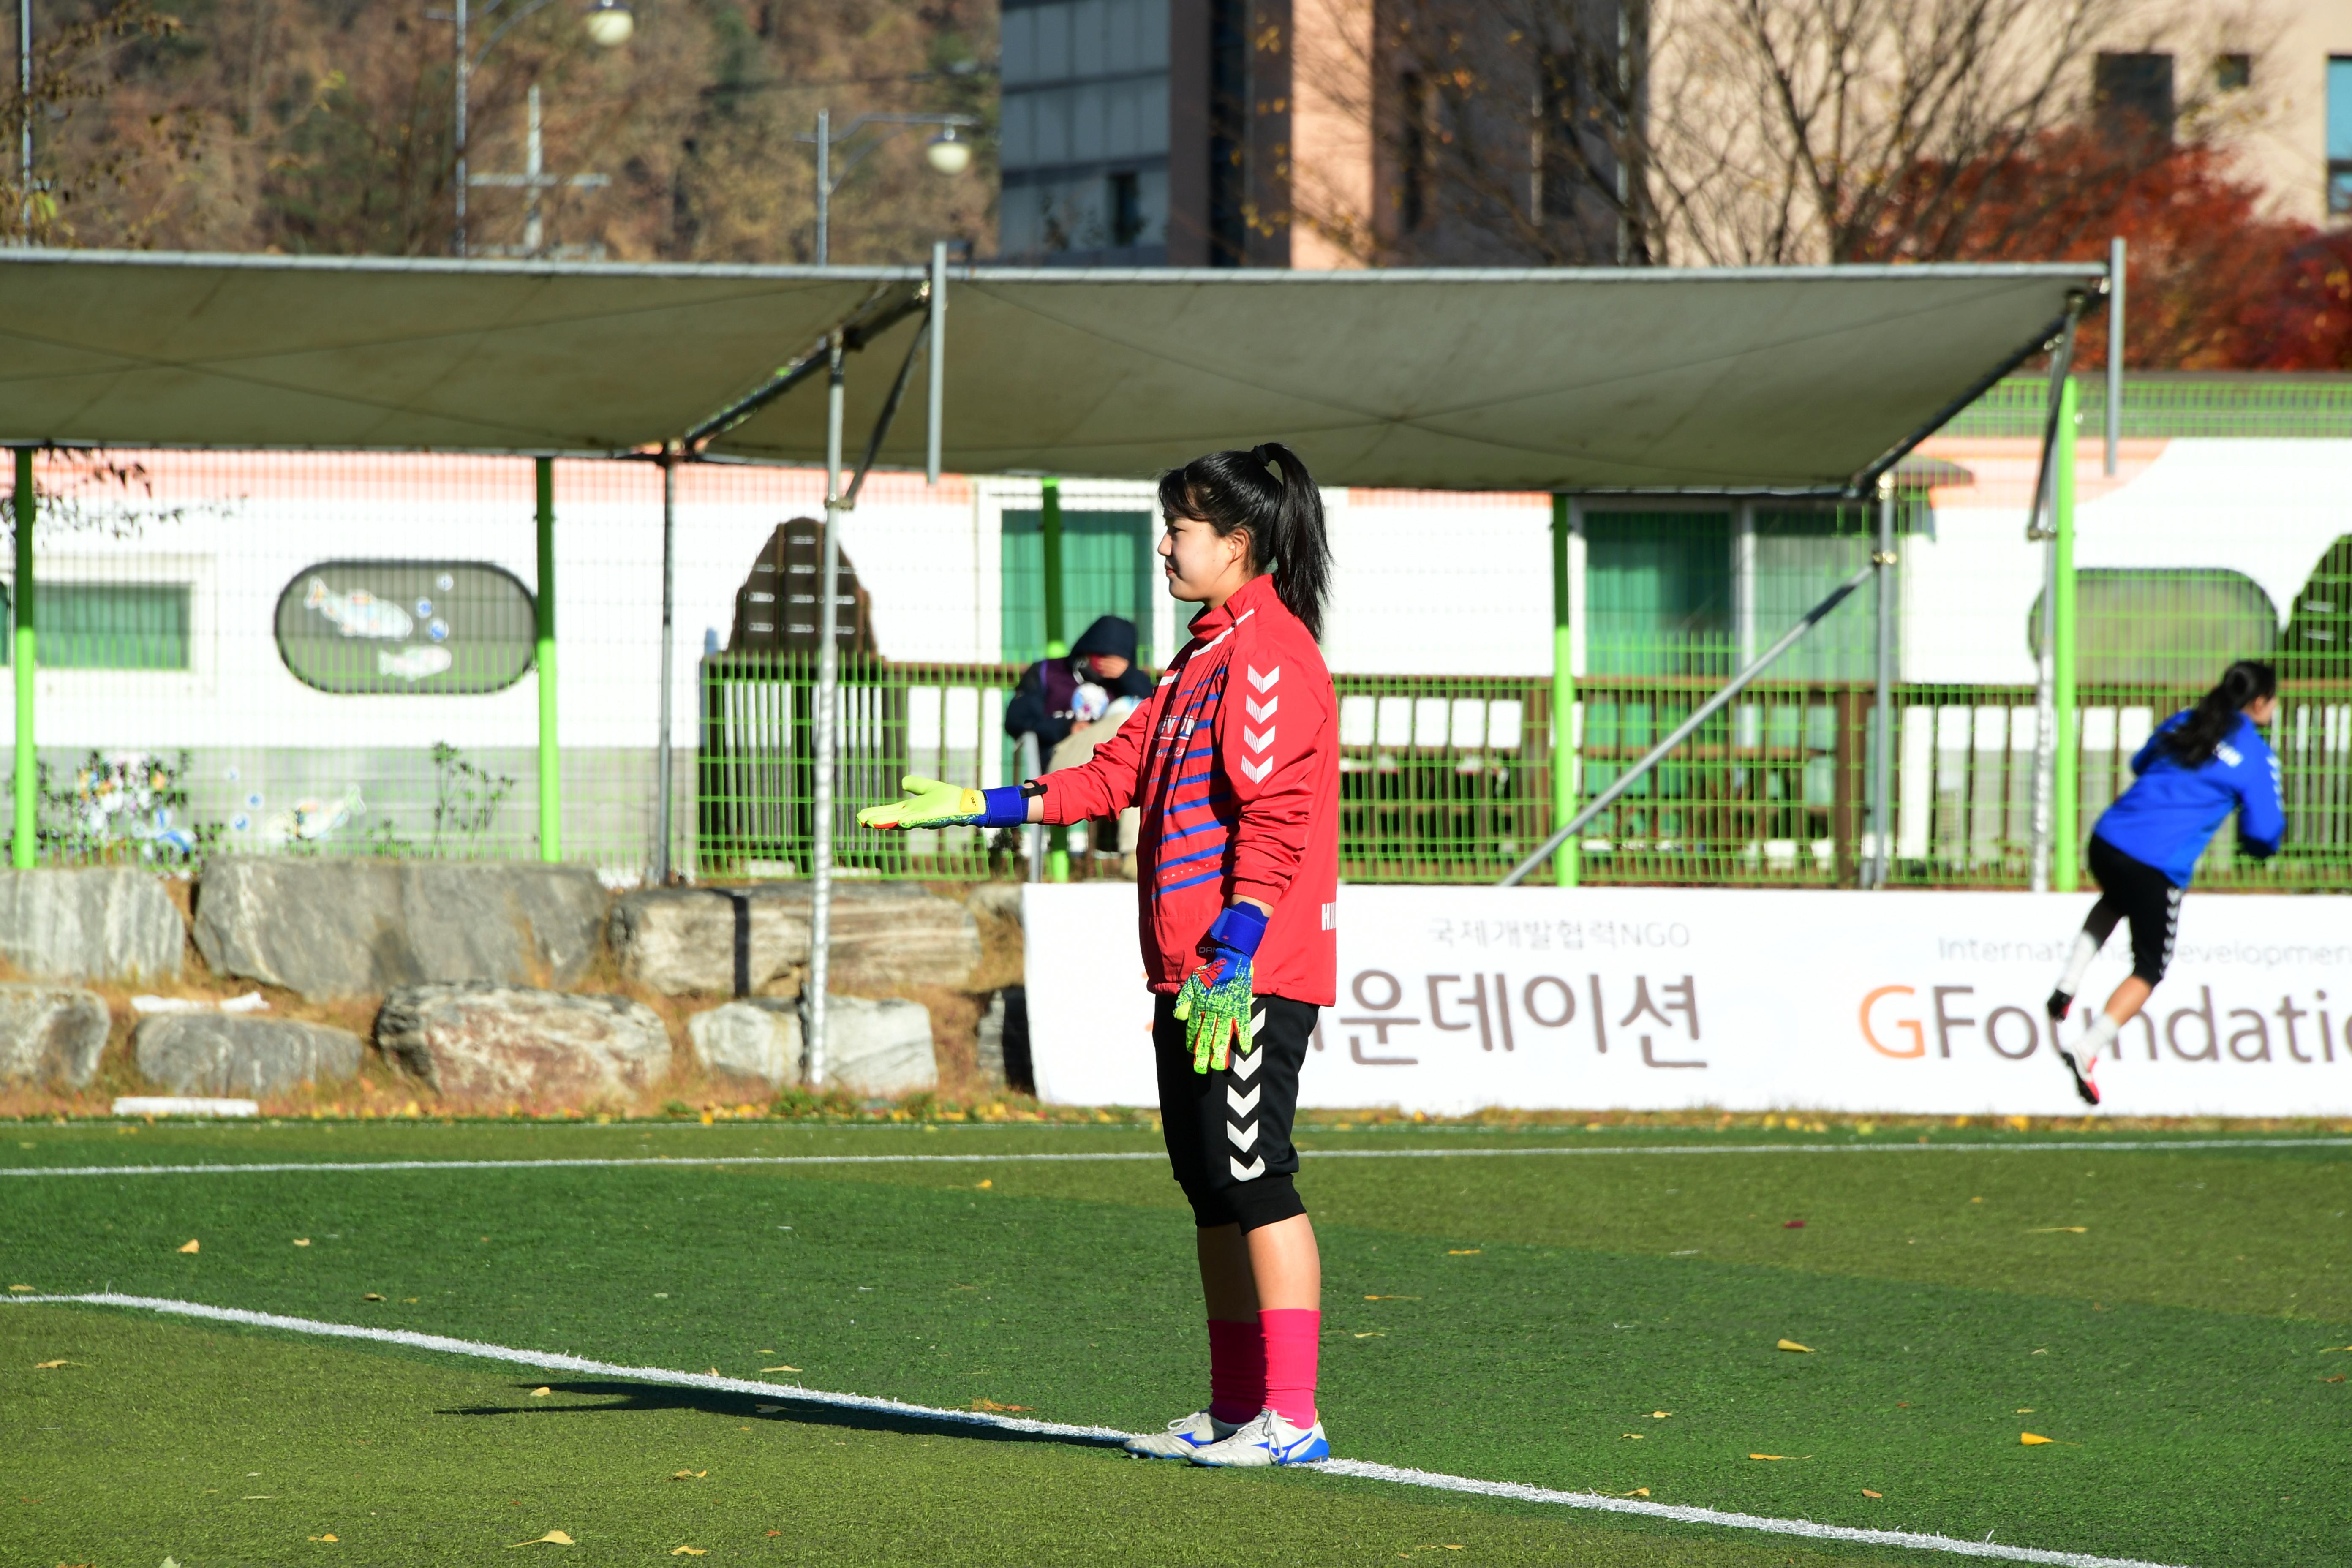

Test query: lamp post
[440,0,634,258]
[801,109,978,264]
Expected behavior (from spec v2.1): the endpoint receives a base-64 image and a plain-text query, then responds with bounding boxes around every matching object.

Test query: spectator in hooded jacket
[1003,614,1156,756]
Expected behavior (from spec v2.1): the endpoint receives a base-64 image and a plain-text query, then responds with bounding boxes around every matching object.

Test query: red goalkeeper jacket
[1038,573,1339,1007]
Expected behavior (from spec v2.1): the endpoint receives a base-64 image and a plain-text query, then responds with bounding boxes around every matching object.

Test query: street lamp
[924,126,972,177]
[440,0,635,258]
[802,109,980,265]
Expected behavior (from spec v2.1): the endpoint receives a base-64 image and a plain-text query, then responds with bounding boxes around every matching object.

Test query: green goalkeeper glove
[856,775,1029,831]
[1171,903,1268,1073]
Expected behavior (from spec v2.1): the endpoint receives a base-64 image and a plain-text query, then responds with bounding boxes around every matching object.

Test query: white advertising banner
[1021,884,2352,1117]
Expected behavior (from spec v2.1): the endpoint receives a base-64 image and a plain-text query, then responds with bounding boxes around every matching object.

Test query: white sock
[2077,1011,2121,1063]
[2056,931,2102,997]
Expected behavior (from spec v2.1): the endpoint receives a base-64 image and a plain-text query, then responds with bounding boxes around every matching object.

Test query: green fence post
[11,448,30,869]
[1550,494,1578,888]
[1040,476,1067,658]
[1040,475,1070,879]
[2053,378,2079,892]
[535,456,561,863]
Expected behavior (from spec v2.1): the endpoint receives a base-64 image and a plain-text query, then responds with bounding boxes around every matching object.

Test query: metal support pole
[17,0,30,239]
[2105,237,2124,477]
[926,240,946,485]
[814,107,829,266]
[807,332,847,1089]
[11,446,29,867]
[2052,376,2080,893]
[652,449,676,883]
[535,456,560,863]
[2025,297,2085,895]
[1870,475,1896,890]
[1549,493,1577,888]
[453,0,469,258]
[1503,562,1872,887]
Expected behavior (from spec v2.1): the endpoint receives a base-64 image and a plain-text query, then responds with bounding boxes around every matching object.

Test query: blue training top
[2093,710,2284,886]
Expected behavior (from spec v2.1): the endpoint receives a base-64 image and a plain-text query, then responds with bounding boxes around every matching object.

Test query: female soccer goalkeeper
[859,444,1339,1468]
[2045,659,2283,1105]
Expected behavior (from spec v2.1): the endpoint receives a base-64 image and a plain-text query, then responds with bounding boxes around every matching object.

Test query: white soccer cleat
[1124,1409,1240,1460]
[1185,1407,1329,1467]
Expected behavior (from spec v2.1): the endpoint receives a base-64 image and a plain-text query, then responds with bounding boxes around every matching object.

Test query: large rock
[195,860,606,1001]
[133,1014,362,1097]
[376,983,669,1103]
[688,999,802,1088]
[812,995,936,1098]
[0,868,181,983]
[612,882,980,996]
[0,985,109,1088]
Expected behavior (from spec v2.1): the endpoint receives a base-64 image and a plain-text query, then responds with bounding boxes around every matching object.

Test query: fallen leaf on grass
[704,1367,721,1375]
[2027,1227,2088,1234]
[1748,1454,1791,1461]
[1363,1295,1421,1301]
[362,1294,384,1302]
[970,1398,1032,1412]
[671,1549,707,1557]
[528,1388,552,1397]
[975,1180,992,1190]
[308,1533,338,1542]
[2031,1348,2048,1355]
[670,1470,707,1481]
[2323,1375,2344,1383]
[34,1360,75,1369]
[1648,1411,1671,1418]
[1621,1488,1650,1497]
[760,1366,800,1373]
[507,1530,574,1547]
[1862,1490,1883,1498]
[1783,1220,1805,1229]
[2017,1408,2034,1413]
[177,1240,200,1254]
[1776,1340,1814,1353]
[2020,1433,2055,1445]
[2320,1345,2352,1353]
[1447,1249,1481,1255]
[293,1239,310,1247]
[8,1284,33,1292]
[1353,1332,1385,1339]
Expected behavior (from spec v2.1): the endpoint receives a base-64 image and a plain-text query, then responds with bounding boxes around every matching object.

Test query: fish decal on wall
[378,645,455,682]
[305,578,414,640]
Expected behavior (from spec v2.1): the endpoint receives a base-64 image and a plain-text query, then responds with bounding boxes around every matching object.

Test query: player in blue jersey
[2045,660,2284,1105]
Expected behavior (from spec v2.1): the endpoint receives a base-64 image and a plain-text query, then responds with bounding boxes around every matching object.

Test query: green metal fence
[694,656,2352,889]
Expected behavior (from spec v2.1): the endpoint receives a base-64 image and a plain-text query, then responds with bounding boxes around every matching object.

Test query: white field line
[1,1137,2345,1181]
[6,1293,2188,1568]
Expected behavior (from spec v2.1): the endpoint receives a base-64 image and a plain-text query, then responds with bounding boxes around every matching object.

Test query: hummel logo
[1243,726,1275,753]
[1226,1119,1258,1151]
[1231,1044,1263,1080]
[1239,757,1273,782]
[1244,694,1277,721]
[1230,1155,1266,1180]
[1246,664,1279,691]
[1227,1083,1260,1116]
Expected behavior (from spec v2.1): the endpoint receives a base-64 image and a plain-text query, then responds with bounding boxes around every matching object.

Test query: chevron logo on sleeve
[1225,1008,1268,1179]
[1244,693,1278,721]
[1247,664,1279,691]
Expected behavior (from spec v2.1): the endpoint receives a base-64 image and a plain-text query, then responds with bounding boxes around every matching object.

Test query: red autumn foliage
[1853,127,2352,371]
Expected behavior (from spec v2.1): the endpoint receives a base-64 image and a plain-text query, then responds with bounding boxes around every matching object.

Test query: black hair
[2161,659,2277,766]
[1156,441,1333,640]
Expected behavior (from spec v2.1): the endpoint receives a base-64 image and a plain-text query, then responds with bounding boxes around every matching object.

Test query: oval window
[275,561,536,695]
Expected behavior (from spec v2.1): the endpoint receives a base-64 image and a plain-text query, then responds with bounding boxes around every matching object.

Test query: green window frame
[999,508,1159,667]
[0,582,192,670]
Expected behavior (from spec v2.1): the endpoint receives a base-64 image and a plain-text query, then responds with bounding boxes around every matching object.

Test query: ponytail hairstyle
[2161,659,2277,766]
[1156,441,1334,640]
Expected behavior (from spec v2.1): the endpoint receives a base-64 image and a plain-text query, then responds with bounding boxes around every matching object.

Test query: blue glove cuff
[977,786,1032,829]
[1205,902,1268,958]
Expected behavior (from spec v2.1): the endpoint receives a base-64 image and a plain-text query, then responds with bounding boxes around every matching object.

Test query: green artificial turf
[3,1122,2347,1567]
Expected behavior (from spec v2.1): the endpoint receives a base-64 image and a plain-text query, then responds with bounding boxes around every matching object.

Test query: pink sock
[1206,1318,1264,1425]
[1260,1308,1320,1427]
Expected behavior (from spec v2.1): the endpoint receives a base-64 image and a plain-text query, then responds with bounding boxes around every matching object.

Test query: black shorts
[2088,834,2182,984]
[1153,993,1316,1232]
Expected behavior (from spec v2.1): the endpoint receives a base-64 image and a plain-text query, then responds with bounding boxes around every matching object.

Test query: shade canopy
[0,250,2102,493]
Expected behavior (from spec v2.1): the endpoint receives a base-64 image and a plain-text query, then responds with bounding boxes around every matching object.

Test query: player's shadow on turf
[439,1381,1127,1451]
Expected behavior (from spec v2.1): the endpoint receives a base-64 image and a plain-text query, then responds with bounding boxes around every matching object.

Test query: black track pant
[2086,834,2183,984]
[1153,993,1317,1232]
